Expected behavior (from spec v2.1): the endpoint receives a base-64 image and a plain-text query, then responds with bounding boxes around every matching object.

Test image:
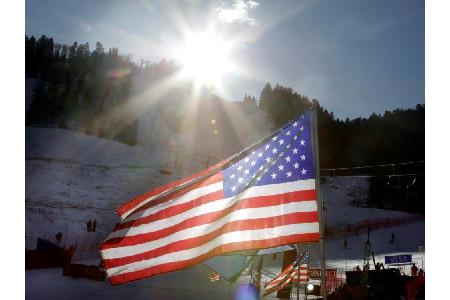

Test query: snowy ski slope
[25,127,424,299]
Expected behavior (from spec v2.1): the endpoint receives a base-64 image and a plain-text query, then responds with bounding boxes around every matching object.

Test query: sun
[178,31,233,87]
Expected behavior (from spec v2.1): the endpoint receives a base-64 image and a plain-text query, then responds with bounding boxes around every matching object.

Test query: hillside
[25,127,424,299]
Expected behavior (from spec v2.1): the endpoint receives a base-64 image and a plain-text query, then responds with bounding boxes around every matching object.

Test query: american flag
[100,111,320,285]
[263,249,309,296]
[208,271,221,282]
[293,251,309,283]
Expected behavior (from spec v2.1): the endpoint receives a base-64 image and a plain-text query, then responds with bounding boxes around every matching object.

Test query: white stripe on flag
[107,179,316,239]
[106,222,319,277]
[125,181,224,222]
[102,201,317,258]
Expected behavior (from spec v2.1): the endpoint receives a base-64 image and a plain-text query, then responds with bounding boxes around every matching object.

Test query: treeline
[258,82,424,213]
[25,36,425,212]
[26,35,138,144]
[258,82,424,168]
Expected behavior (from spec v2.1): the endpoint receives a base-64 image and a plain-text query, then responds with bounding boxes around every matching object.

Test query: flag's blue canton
[223,111,315,198]
[299,250,308,264]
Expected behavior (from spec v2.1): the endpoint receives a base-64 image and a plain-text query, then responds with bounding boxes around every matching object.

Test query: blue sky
[26,0,424,119]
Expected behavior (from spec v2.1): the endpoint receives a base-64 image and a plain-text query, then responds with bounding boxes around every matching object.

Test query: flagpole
[305,242,310,299]
[296,244,301,300]
[311,105,327,300]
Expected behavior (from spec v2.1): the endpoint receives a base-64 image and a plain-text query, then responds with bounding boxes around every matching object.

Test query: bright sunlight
[178,31,234,87]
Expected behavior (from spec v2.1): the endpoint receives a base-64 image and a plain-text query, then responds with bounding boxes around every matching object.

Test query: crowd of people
[411,263,424,277]
[352,262,424,278]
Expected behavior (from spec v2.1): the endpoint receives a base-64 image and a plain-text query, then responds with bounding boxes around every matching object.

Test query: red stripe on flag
[113,189,225,232]
[103,211,318,269]
[128,173,224,218]
[108,233,319,285]
[101,190,317,249]
[115,161,227,218]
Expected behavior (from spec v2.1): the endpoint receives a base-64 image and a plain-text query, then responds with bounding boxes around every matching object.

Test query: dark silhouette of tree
[25,35,138,145]
[257,82,424,213]
[242,94,257,113]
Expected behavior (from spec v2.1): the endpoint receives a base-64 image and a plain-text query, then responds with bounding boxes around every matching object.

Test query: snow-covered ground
[25,127,214,250]
[25,127,424,299]
[26,265,232,300]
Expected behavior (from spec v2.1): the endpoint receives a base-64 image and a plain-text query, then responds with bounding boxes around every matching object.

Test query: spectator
[390,233,395,244]
[364,262,370,271]
[343,239,348,249]
[411,263,418,276]
[87,219,92,232]
[354,265,361,272]
[375,262,381,271]
[55,232,63,245]
[418,268,424,277]
[92,219,97,232]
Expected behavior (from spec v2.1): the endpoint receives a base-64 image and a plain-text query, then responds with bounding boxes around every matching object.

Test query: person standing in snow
[55,232,62,245]
[390,233,395,243]
[92,219,97,232]
[87,219,92,232]
[418,269,424,277]
[411,263,418,276]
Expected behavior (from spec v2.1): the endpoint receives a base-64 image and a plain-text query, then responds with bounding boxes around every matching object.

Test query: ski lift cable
[320,160,424,172]
[320,173,424,178]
